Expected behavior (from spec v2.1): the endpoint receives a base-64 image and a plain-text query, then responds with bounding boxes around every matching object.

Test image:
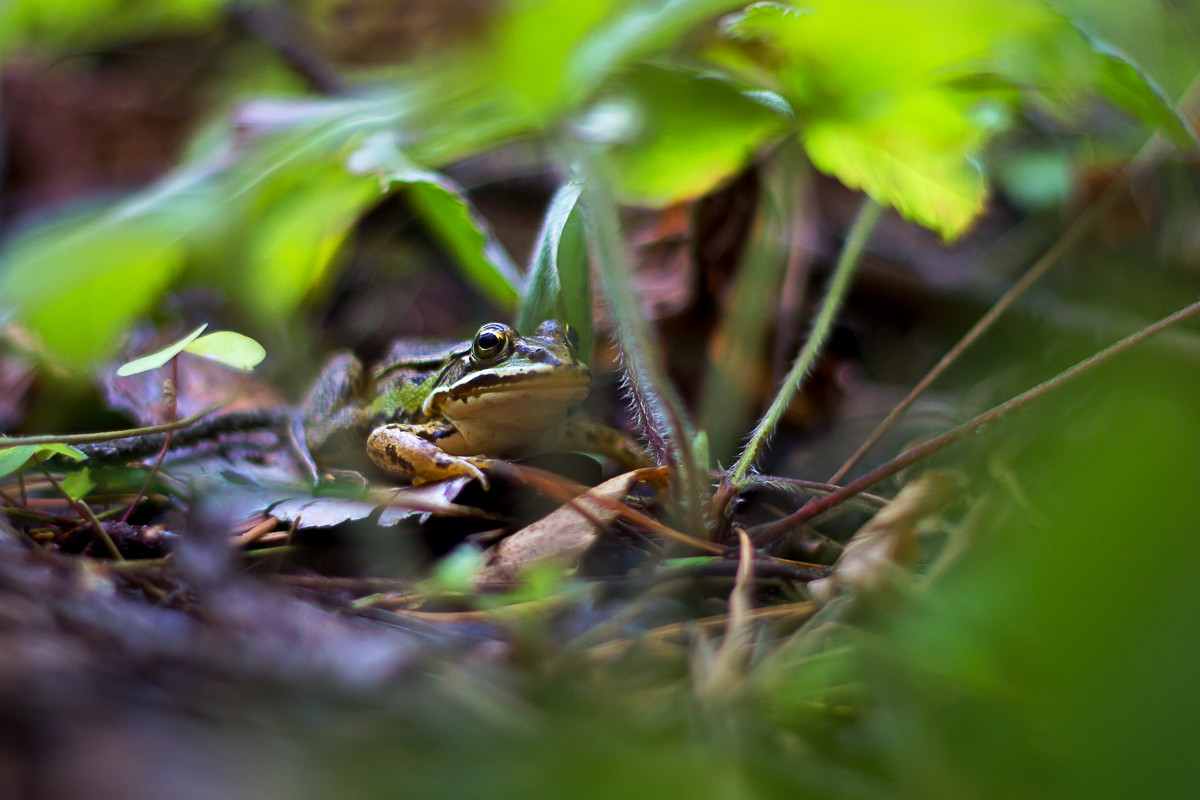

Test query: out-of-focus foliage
[0,0,224,52]
[602,66,785,205]
[750,359,1200,798]
[713,0,1194,239]
[2,1,1200,798]
[1,0,1189,369]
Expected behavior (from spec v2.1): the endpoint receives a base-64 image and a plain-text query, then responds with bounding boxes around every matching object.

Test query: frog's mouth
[425,365,591,416]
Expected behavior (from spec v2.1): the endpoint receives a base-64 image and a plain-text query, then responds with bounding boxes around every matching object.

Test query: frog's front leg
[292,351,369,483]
[367,422,493,489]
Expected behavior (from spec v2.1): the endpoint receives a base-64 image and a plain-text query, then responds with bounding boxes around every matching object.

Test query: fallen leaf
[808,470,961,605]
[474,468,667,589]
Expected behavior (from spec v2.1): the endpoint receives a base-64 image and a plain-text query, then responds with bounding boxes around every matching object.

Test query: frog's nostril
[529,350,556,363]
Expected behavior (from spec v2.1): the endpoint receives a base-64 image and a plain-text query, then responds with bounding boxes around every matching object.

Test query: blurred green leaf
[992,147,1073,210]
[0,0,223,54]
[61,467,94,500]
[117,324,208,377]
[185,331,267,371]
[717,1,1034,239]
[804,113,987,241]
[242,166,378,319]
[1,211,189,369]
[604,67,785,206]
[34,443,87,462]
[428,543,485,595]
[517,183,592,353]
[349,132,523,306]
[468,0,749,126]
[1087,39,1200,150]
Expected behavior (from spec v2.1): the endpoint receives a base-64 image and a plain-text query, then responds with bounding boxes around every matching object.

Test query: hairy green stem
[579,157,706,538]
[728,197,882,487]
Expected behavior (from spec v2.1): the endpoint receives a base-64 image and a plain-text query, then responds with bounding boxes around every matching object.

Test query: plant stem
[121,357,179,524]
[34,456,122,560]
[728,197,882,487]
[1,403,223,448]
[751,297,1200,544]
[579,156,707,539]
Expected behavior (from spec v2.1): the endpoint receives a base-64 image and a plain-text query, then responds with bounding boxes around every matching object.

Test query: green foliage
[185,331,267,371]
[2,0,1190,369]
[0,442,86,479]
[60,467,94,500]
[517,183,591,352]
[713,0,1194,239]
[0,0,223,54]
[348,132,523,306]
[750,360,1200,797]
[1,211,188,369]
[604,66,786,205]
[116,325,266,375]
[117,325,209,377]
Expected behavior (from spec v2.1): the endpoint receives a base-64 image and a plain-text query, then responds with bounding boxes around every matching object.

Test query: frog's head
[423,320,591,451]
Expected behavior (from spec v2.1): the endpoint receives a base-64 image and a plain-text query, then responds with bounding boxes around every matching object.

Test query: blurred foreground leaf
[604,66,785,205]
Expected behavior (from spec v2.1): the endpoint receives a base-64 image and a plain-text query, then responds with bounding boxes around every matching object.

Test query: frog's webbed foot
[367,423,494,490]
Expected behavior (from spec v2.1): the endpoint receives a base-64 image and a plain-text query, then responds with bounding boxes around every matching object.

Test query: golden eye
[472,324,510,361]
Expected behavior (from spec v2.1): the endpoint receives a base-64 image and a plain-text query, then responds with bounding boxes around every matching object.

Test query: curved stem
[728,197,882,487]
[752,297,1200,544]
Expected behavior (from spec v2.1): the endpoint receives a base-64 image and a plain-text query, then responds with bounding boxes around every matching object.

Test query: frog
[296,320,647,488]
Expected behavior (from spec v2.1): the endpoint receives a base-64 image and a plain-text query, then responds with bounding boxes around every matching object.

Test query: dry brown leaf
[473,468,668,589]
[808,470,960,605]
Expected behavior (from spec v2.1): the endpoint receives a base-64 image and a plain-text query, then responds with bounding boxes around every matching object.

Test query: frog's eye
[472,324,511,361]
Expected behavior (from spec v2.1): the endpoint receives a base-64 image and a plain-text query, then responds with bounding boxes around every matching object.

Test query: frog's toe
[412,456,492,490]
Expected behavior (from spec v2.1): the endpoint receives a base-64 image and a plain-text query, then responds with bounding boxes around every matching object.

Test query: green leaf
[0,442,85,478]
[603,67,786,206]
[349,133,523,305]
[36,443,87,462]
[241,163,379,321]
[61,468,95,501]
[184,331,267,371]
[0,0,224,55]
[117,324,208,377]
[715,0,1053,240]
[467,0,750,127]
[1,213,189,369]
[518,183,592,354]
[429,544,485,594]
[804,114,987,241]
[1087,39,1200,151]
[0,446,37,478]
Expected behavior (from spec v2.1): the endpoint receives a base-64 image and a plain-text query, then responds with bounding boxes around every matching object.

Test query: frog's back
[367,337,467,426]
[371,337,468,375]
